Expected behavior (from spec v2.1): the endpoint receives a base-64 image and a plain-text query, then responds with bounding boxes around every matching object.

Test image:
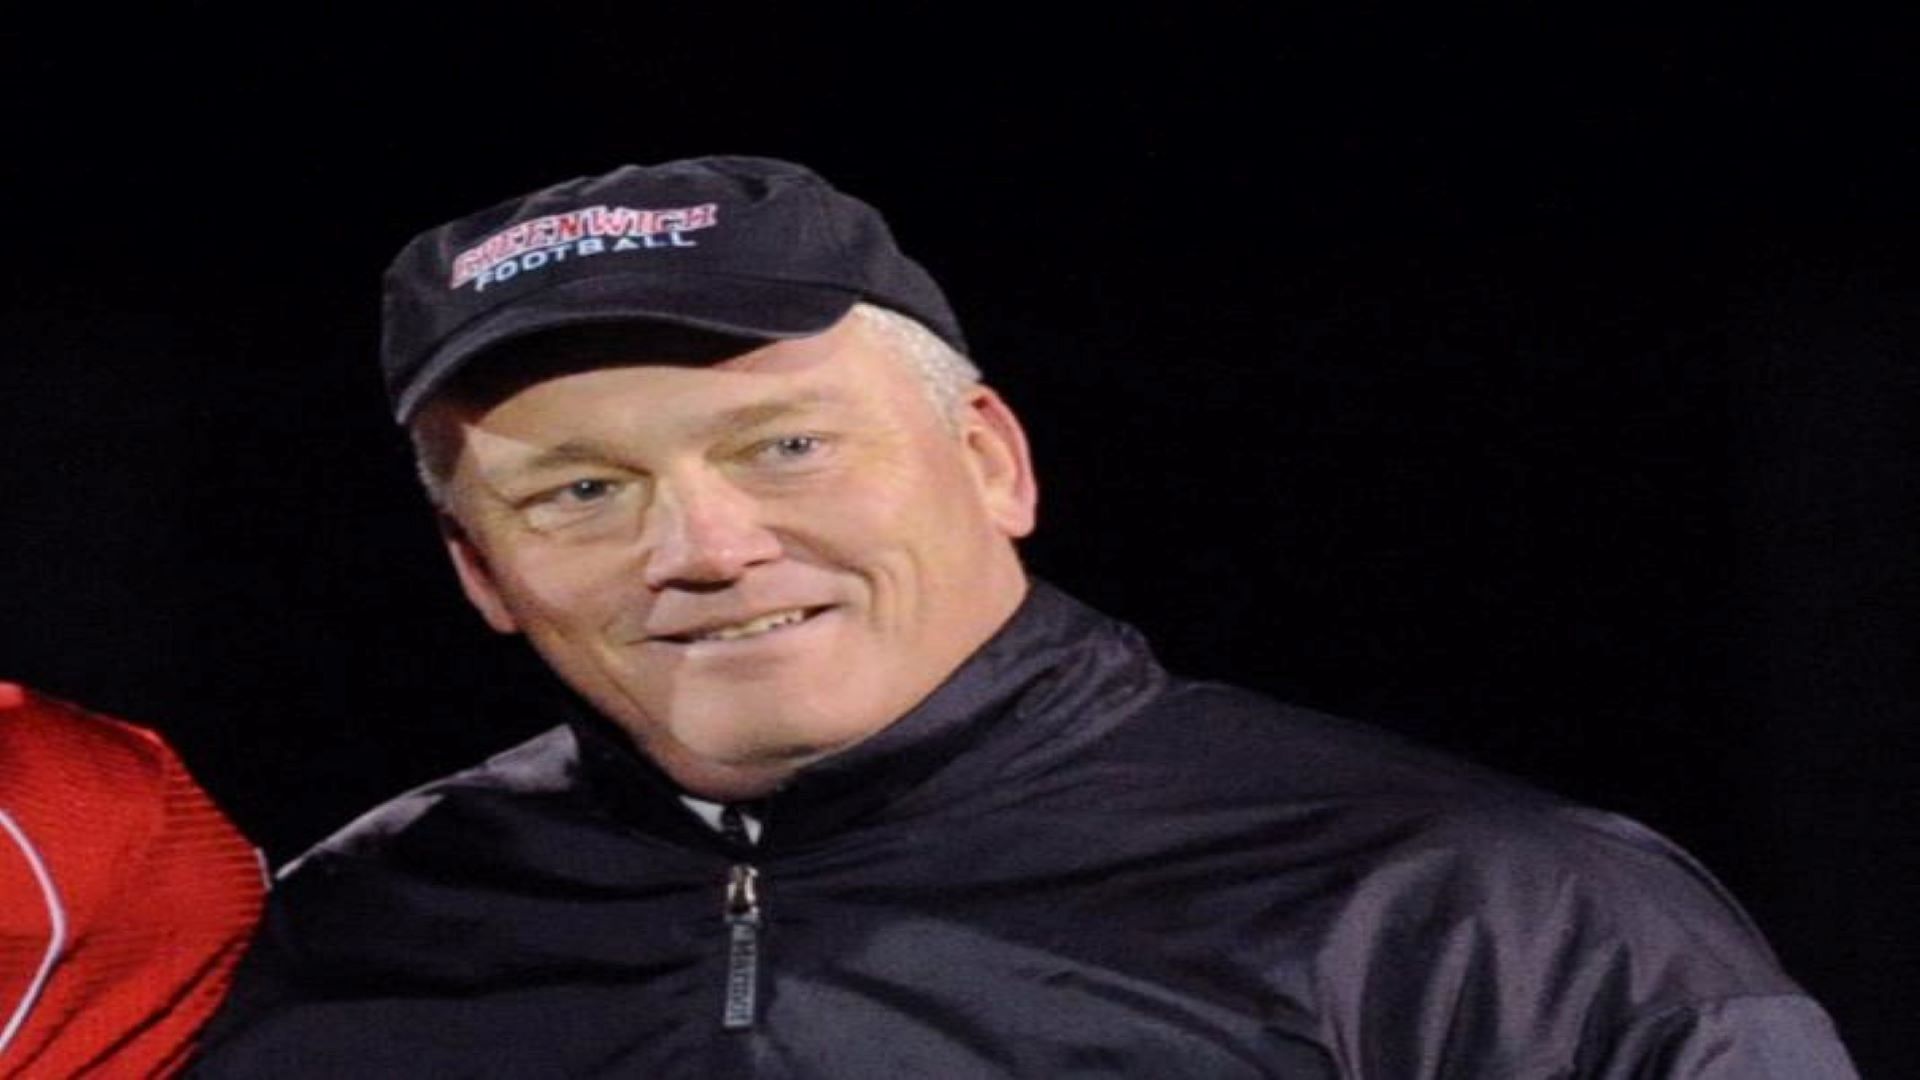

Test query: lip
[645,604,837,647]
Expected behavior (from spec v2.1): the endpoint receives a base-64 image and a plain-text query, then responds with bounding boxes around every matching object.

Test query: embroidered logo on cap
[450,203,721,292]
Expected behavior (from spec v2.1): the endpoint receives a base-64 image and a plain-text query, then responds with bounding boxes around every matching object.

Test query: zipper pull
[722,864,761,1031]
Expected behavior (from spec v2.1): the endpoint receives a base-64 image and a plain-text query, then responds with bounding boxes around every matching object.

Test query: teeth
[692,608,810,643]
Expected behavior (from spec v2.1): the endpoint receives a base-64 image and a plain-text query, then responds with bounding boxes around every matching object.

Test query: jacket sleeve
[1318,802,1860,1078]
[1591,994,1858,1079]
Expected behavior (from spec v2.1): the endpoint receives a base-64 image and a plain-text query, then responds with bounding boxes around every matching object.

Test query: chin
[675,705,879,765]
[686,726,845,768]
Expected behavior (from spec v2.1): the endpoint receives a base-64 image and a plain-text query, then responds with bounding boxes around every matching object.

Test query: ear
[958,386,1038,538]
[440,514,522,635]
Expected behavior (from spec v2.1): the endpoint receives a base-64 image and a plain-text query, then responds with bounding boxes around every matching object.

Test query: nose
[641,469,781,590]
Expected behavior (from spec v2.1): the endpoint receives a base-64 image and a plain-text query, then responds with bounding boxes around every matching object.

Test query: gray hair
[409,302,979,510]
[845,302,981,424]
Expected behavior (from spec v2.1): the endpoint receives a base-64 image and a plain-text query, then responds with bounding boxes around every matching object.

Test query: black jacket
[196,583,1856,1077]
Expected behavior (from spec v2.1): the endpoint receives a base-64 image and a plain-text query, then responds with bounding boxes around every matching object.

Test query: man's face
[428,313,1036,799]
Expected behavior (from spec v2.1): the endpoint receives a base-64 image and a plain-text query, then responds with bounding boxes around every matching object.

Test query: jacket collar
[566,579,1164,850]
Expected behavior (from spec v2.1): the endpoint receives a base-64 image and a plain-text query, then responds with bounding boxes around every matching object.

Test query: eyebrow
[684,389,851,440]
[489,388,856,477]
[511,439,624,474]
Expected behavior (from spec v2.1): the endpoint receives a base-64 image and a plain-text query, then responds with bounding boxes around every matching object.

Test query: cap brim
[395,270,859,421]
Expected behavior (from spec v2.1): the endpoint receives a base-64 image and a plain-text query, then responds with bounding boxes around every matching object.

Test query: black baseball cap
[380,156,964,422]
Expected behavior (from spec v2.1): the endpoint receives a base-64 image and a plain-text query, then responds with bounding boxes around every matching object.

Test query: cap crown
[382,157,962,421]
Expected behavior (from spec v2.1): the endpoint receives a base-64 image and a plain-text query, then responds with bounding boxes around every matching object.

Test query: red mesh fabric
[0,685,264,1077]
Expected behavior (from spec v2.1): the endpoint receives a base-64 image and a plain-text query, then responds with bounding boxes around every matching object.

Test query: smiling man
[196,158,1856,1077]
[423,307,1033,801]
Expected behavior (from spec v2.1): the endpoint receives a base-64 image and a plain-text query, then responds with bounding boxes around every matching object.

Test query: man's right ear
[441,515,522,635]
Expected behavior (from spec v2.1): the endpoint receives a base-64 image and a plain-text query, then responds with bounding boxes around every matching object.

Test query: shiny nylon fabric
[193,582,1856,1077]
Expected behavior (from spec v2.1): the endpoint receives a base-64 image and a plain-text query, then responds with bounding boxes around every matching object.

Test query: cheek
[796,476,997,602]
[793,484,945,571]
[495,549,632,632]
[846,444,982,528]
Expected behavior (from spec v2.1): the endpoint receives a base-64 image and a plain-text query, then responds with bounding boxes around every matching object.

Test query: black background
[2,8,1913,1072]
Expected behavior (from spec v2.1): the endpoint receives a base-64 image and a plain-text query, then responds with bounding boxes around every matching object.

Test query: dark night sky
[1,9,1914,1071]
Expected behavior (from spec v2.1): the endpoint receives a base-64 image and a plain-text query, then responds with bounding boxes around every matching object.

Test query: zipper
[721,863,762,1031]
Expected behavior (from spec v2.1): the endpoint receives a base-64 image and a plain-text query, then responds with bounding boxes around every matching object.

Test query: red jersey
[0,684,264,1078]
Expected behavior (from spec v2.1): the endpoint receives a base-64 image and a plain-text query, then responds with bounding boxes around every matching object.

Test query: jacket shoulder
[1109,679,1846,1061]
[283,724,581,875]
[1128,677,1555,805]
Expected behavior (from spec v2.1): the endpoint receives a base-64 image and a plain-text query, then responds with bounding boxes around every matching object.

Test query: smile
[655,606,831,645]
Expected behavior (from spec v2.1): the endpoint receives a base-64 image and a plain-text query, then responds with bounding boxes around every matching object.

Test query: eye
[519,477,626,526]
[756,434,827,463]
[555,478,619,504]
[518,474,622,511]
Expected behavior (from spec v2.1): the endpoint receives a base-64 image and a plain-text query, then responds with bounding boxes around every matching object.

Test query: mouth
[652,606,833,645]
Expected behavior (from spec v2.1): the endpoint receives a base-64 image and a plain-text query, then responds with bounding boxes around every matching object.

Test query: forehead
[424,313,924,445]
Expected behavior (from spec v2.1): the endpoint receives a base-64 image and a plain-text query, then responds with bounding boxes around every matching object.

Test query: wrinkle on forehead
[419,312,945,509]
[461,385,864,481]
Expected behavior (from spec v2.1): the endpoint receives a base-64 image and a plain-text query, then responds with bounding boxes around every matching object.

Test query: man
[197,157,1856,1076]
[1,683,263,1076]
